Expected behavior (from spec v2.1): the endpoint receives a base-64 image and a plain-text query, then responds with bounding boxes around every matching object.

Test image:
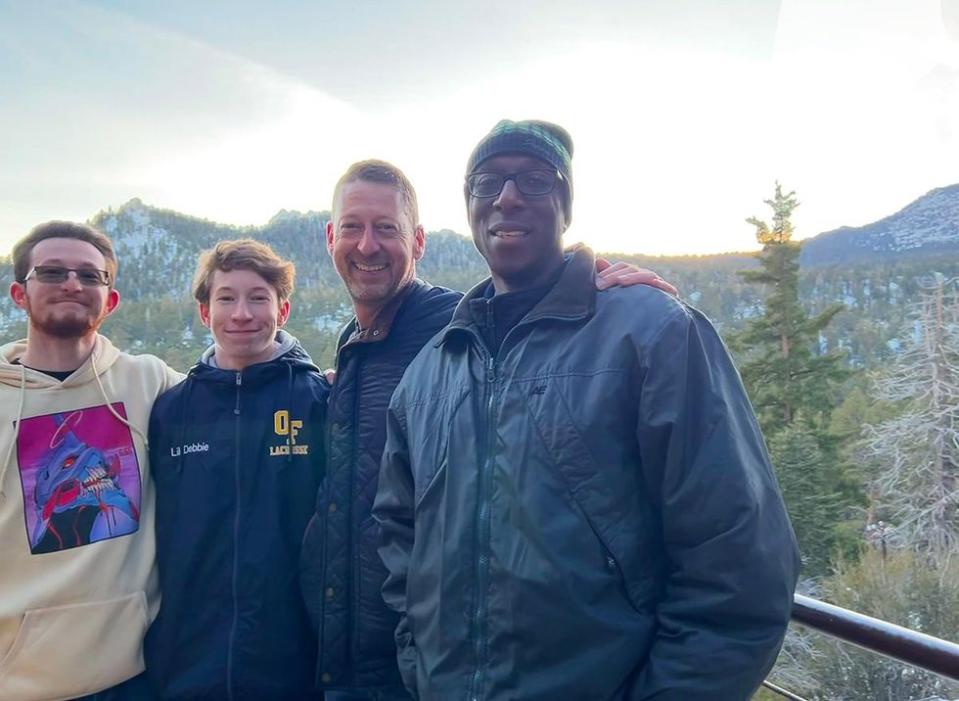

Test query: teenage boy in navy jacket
[145,239,328,700]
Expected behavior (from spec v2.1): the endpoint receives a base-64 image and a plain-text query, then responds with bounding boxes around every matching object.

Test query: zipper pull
[486,355,495,384]
[234,372,242,415]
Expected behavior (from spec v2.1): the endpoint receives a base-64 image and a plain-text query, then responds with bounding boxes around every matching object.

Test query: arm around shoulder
[128,352,186,395]
[162,362,186,392]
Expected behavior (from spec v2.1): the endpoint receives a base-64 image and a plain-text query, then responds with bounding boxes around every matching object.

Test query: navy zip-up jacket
[146,332,328,700]
[300,279,461,692]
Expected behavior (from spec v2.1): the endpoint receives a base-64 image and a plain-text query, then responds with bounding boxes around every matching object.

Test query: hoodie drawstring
[90,345,149,449]
[0,363,27,501]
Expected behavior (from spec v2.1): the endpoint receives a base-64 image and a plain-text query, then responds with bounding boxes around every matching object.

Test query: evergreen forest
[2,187,958,700]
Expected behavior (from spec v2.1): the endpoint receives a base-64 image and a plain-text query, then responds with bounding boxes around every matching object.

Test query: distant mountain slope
[94,199,332,300]
[2,194,959,370]
[801,184,959,266]
[91,199,489,301]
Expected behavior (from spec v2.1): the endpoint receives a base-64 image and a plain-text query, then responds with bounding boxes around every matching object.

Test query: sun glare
[1,2,956,255]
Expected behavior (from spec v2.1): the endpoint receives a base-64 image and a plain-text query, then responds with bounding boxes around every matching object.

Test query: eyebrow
[338,217,400,225]
[34,258,102,267]
[212,286,273,294]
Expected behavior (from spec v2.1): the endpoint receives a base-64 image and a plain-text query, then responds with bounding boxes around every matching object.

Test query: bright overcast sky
[1,0,957,255]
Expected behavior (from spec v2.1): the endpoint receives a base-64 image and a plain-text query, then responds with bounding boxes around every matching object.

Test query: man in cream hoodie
[0,221,182,701]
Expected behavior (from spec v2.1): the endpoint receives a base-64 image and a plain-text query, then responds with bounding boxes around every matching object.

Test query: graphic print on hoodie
[16,402,140,554]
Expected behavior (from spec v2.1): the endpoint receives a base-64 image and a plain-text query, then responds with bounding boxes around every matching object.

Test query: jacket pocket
[0,591,148,701]
[409,385,470,509]
[522,373,660,610]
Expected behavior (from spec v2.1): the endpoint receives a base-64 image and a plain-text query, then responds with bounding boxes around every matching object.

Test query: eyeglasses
[467,169,563,198]
[24,265,111,287]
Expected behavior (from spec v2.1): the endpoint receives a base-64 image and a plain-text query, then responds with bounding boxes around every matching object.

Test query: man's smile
[489,223,531,239]
[352,261,389,272]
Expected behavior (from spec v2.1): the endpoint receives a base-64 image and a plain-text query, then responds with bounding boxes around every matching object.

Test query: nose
[60,271,84,292]
[356,226,382,256]
[493,177,525,212]
[232,300,254,321]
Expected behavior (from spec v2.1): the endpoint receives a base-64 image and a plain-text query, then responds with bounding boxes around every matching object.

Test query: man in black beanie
[462,120,575,296]
[374,119,800,700]
[300,157,676,701]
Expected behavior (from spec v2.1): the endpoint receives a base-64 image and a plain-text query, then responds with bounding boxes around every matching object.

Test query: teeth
[82,468,111,495]
[495,230,526,238]
[355,263,387,271]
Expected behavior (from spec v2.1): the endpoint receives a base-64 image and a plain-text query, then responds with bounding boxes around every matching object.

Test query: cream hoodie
[0,335,182,701]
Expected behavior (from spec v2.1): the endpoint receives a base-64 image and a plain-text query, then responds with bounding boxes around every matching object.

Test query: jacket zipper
[469,305,497,701]
[227,371,242,701]
[318,380,335,684]
[347,358,362,682]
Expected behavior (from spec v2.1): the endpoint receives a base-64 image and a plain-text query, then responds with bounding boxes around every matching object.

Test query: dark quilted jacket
[300,279,461,691]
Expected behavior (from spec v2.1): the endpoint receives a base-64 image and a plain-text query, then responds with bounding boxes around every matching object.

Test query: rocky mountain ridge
[2,187,958,370]
[800,184,959,266]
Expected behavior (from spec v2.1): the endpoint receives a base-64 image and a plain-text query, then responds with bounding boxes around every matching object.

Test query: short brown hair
[192,239,295,304]
[12,221,118,286]
[332,159,420,227]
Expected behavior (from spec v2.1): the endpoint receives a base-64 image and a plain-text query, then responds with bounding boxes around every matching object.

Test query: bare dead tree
[860,274,959,560]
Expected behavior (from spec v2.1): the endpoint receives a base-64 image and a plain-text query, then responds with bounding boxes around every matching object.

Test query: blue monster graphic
[30,411,139,553]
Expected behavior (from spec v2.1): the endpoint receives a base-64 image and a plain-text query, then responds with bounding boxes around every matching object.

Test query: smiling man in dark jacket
[145,239,327,700]
[373,120,801,700]
[299,161,462,701]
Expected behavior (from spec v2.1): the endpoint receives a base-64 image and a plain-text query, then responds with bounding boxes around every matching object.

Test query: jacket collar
[338,278,426,351]
[188,330,317,385]
[439,247,597,346]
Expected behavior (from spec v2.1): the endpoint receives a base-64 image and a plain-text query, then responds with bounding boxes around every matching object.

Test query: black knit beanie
[465,119,574,223]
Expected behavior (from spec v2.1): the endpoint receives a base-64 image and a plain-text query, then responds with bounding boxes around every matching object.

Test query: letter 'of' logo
[274,410,303,444]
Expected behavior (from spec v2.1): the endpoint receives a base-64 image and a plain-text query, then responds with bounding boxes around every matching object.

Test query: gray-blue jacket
[374,248,800,700]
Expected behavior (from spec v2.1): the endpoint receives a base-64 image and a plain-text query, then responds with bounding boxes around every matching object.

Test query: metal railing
[761,593,959,700]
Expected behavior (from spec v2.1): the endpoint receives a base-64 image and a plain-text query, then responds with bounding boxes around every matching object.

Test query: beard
[25,298,106,339]
[36,315,98,338]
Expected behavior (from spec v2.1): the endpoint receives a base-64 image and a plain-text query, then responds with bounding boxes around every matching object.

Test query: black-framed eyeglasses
[467,169,563,198]
[23,265,111,287]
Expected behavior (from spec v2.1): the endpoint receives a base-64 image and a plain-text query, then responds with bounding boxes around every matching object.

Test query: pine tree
[766,427,852,576]
[735,183,848,435]
[734,184,860,576]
